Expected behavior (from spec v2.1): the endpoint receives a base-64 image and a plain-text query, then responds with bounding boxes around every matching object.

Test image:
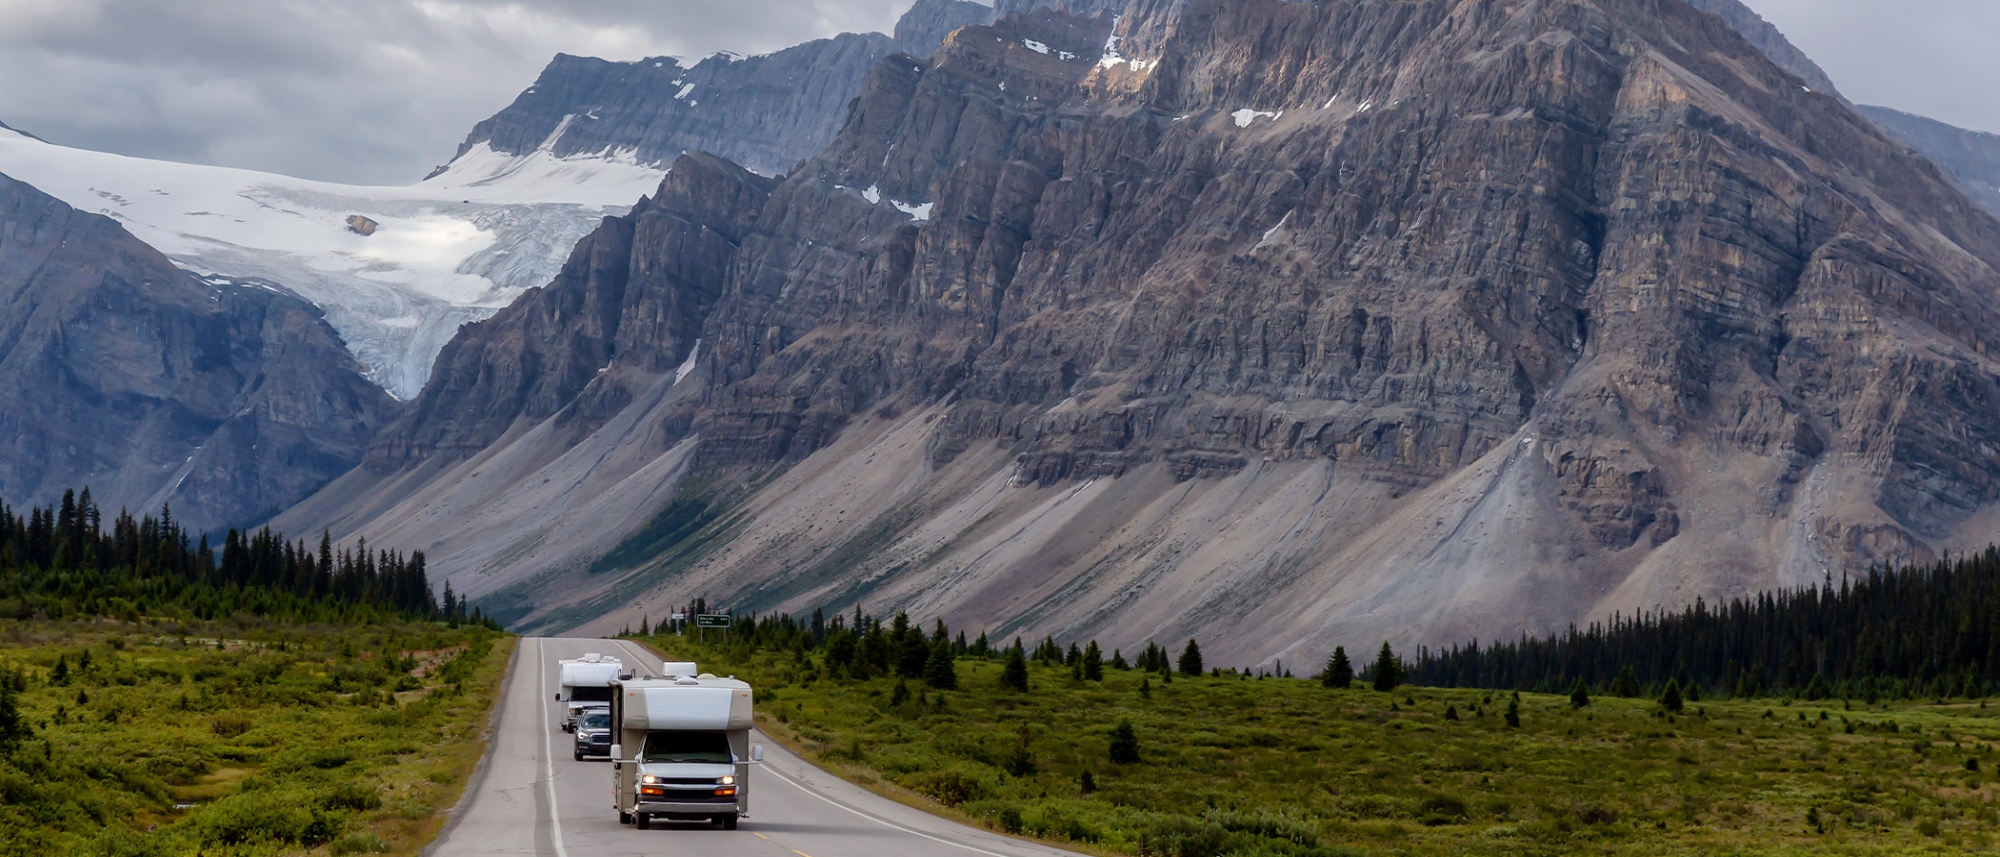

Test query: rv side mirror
[610,744,622,761]
[554,694,560,700]
[751,744,764,763]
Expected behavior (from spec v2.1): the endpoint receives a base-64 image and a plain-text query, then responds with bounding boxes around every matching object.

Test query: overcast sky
[0,0,1993,185]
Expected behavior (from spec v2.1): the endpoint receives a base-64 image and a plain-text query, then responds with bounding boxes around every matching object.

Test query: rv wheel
[722,815,739,830]
[618,811,632,825]
[635,814,650,830]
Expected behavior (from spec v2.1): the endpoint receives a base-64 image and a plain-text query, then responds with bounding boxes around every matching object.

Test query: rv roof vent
[582,653,602,662]
[697,673,717,680]
[675,676,701,686]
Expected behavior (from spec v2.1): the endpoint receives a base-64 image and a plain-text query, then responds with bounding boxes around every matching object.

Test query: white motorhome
[556,653,624,732]
[609,670,761,830]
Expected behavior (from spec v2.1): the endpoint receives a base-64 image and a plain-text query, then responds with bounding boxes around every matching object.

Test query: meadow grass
[646,637,2000,856]
[0,616,510,857]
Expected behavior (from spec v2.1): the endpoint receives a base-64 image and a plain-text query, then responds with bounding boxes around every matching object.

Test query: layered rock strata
[294,0,2000,667]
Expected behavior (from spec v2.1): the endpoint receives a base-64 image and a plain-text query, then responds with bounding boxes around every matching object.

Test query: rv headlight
[718,775,735,785]
[641,774,658,784]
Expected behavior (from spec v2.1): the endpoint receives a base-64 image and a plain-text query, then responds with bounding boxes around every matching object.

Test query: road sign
[694,614,731,629]
[670,613,687,621]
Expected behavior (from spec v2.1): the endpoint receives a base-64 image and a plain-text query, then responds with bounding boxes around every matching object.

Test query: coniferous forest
[1405,547,2000,700]
[0,487,495,626]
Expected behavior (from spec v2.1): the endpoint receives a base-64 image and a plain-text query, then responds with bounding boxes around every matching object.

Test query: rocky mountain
[1861,106,2000,220]
[450,0,996,179]
[283,0,2000,669]
[0,171,393,533]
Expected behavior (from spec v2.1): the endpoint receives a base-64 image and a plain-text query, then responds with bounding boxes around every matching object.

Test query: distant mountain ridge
[450,0,997,178]
[1861,105,2000,220]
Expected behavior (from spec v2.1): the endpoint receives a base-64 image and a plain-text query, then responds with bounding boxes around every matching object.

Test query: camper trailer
[609,671,761,830]
[556,654,623,732]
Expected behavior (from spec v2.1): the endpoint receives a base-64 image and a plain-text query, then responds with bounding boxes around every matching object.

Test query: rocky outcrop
[363,153,774,469]
[1862,105,2000,220]
[451,0,995,178]
[895,0,1001,56]
[295,0,2000,667]
[1680,0,1841,97]
[0,172,393,532]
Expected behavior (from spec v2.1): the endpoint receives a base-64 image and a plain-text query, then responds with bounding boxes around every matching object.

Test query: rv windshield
[570,686,613,702]
[641,731,733,764]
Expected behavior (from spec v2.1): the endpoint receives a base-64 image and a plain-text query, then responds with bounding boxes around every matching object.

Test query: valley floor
[0,617,509,856]
[647,635,2000,856]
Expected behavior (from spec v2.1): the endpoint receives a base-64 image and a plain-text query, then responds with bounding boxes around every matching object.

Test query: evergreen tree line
[1401,547,2000,700]
[631,603,1221,691]
[0,488,497,628]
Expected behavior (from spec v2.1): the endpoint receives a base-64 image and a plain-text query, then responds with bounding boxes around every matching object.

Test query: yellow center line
[792,850,814,857]
[753,832,769,840]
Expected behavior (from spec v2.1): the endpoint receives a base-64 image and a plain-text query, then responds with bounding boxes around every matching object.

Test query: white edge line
[609,638,1038,857]
[539,640,571,857]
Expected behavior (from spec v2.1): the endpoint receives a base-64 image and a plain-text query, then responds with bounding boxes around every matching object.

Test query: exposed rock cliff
[1679,0,1841,97]
[290,0,2000,668]
[0,172,393,533]
[451,0,996,178]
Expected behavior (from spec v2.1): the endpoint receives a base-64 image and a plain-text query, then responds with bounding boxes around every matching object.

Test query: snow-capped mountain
[0,122,663,399]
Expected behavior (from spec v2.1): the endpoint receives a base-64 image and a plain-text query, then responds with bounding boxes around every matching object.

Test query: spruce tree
[1323,646,1354,689]
[1178,639,1204,677]
[0,677,26,753]
[1504,697,1521,727]
[1108,719,1140,764]
[899,632,931,679]
[1371,641,1402,692]
[1613,665,1641,698]
[1570,677,1591,709]
[1083,641,1104,681]
[1001,643,1030,692]
[1111,649,1129,670]
[924,640,958,690]
[639,615,650,636]
[1660,679,1684,713]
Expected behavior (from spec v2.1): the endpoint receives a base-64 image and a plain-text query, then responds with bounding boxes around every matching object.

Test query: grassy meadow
[642,635,2000,856]
[0,616,509,857]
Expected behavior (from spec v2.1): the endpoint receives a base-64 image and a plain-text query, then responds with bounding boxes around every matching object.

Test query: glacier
[0,122,664,400]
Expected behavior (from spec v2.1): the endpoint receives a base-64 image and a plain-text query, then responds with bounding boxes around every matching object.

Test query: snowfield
[0,122,665,399]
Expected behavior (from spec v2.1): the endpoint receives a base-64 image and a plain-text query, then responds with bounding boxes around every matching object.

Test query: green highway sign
[694,614,732,629]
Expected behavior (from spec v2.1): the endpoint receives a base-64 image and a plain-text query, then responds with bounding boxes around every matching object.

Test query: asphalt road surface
[425,637,1084,857]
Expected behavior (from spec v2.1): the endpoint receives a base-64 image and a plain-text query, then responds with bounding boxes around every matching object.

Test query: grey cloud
[0,0,924,184]
[0,0,1992,185]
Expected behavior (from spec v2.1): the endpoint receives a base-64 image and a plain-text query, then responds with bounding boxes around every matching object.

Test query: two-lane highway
[426,638,1083,857]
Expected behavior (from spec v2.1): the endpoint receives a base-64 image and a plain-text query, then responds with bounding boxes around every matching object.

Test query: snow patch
[862,185,882,204]
[674,339,702,385]
[675,83,695,100]
[1232,109,1281,128]
[1094,17,1155,72]
[892,200,933,221]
